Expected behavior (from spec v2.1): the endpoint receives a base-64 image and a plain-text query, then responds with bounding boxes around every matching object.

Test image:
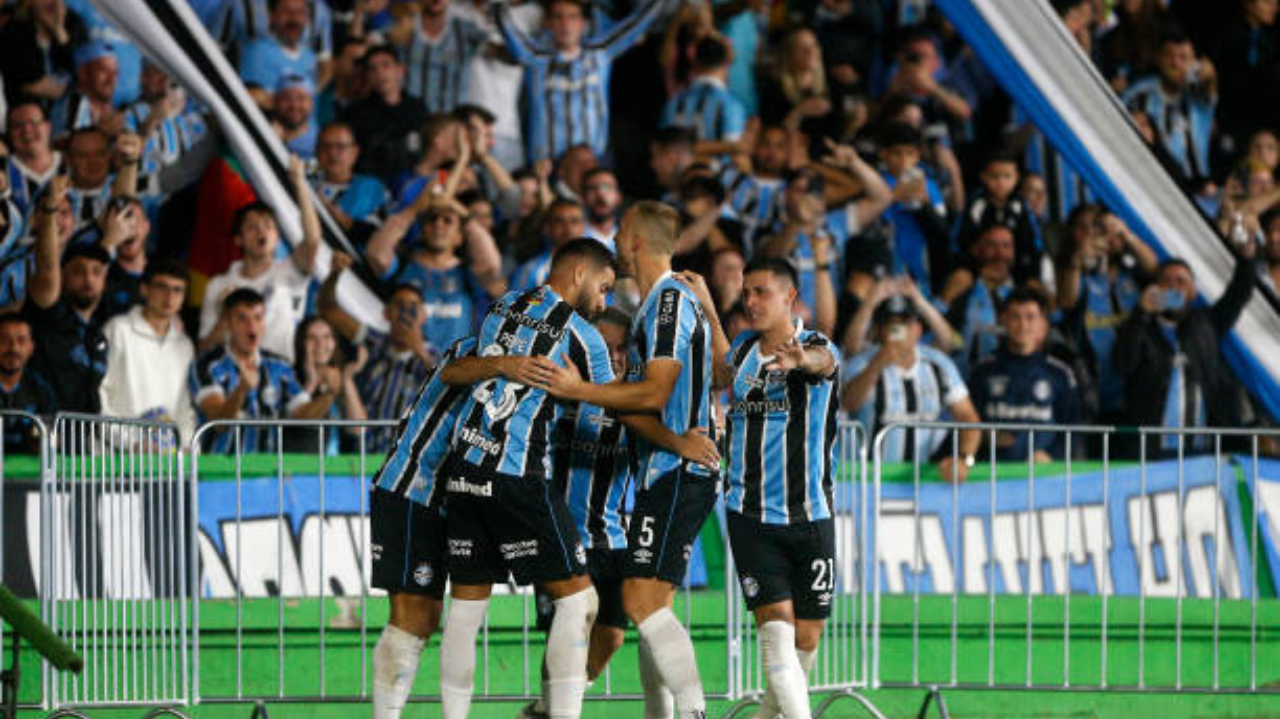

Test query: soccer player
[545,201,720,719]
[677,258,840,719]
[368,335,477,719]
[522,307,639,719]
[435,239,653,719]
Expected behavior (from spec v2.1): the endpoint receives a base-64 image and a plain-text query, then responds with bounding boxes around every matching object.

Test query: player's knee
[794,621,823,653]
[753,601,795,627]
[622,579,664,623]
[389,594,443,639]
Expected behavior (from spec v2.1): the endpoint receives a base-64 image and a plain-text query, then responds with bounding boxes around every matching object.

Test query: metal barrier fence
[0,410,49,712]
[870,421,1280,702]
[43,414,190,710]
[34,415,1280,714]
[187,418,739,706]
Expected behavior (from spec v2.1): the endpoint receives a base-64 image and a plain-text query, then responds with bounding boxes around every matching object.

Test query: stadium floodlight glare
[0,582,83,717]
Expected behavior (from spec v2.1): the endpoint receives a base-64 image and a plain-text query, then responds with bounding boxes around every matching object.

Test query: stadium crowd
[0,0,1275,465]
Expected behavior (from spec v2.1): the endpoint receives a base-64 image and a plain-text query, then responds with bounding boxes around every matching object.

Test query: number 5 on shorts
[637,516,656,547]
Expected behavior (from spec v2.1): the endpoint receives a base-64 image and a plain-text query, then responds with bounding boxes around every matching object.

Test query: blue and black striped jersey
[370,337,476,507]
[453,286,614,479]
[552,403,630,550]
[188,347,310,454]
[628,272,717,489]
[495,0,664,161]
[402,16,490,114]
[723,329,840,524]
[660,76,747,142]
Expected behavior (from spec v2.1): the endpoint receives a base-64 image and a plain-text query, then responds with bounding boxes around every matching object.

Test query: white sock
[759,622,810,719]
[636,609,705,717]
[638,638,674,719]
[797,648,816,678]
[372,624,426,719]
[752,681,779,719]
[439,598,489,719]
[754,644,818,719]
[545,587,598,718]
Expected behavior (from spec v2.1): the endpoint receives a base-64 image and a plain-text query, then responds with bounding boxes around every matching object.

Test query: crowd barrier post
[43,413,188,711]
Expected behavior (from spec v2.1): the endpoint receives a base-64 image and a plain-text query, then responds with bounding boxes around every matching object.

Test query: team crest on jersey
[741,576,759,599]
[682,544,693,561]
[413,562,434,587]
[989,376,1008,398]
[574,543,587,565]
[1033,379,1052,402]
[261,382,279,406]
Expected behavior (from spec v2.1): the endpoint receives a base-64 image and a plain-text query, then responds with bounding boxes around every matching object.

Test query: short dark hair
[546,0,587,13]
[594,307,631,331]
[1160,257,1193,276]
[221,287,266,315]
[420,113,461,153]
[231,202,275,236]
[681,174,725,205]
[744,256,799,289]
[651,126,696,150]
[361,43,400,67]
[6,100,47,128]
[0,313,31,333]
[582,167,617,186]
[1159,24,1193,48]
[1050,0,1090,16]
[319,120,357,141]
[453,103,495,125]
[546,197,584,219]
[785,167,826,197]
[67,126,109,148]
[388,282,424,302]
[144,259,188,285]
[982,149,1021,172]
[693,35,730,70]
[552,238,617,272]
[878,122,922,149]
[1000,285,1049,315]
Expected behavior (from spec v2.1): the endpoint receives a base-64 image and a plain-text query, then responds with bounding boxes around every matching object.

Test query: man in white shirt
[99,259,197,443]
[453,0,543,170]
[197,156,324,361]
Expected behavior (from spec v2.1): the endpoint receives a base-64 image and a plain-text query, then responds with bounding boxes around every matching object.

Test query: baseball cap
[73,41,117,70]
[873,294,919,326]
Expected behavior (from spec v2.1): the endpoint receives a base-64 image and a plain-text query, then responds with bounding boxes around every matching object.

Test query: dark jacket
[1112,255,1256,433]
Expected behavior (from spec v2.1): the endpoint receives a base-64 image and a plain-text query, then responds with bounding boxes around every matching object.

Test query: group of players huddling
[367,200,841,719]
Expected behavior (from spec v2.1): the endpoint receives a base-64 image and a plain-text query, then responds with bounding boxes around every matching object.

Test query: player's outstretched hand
[542,353,587,400]
[677,426,721,472]
[764,338,806,373]
[503,356,559,389]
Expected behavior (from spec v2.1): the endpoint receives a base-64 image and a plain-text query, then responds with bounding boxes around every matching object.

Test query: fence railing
[14,415,1280,714]
[0,410,49,712]
[43,413,189,709]
[869,421,1280,698]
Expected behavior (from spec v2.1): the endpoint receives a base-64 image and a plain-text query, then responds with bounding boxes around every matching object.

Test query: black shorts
[444,461,589,587]
[726,513,836,620]
[370,487,448,599]
[623,466,719,585]
[535,548,628,632]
